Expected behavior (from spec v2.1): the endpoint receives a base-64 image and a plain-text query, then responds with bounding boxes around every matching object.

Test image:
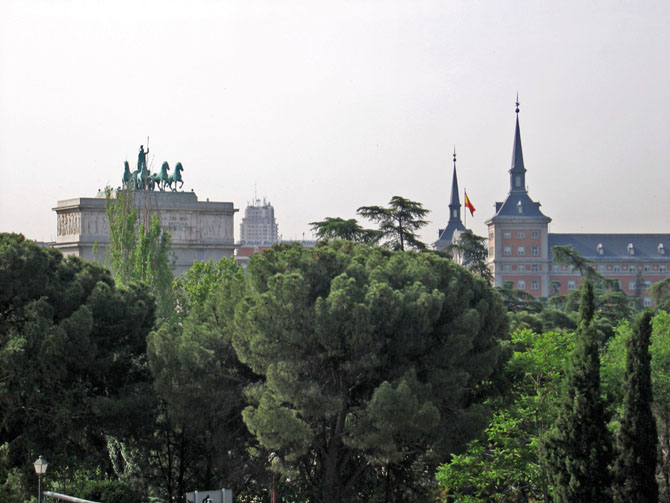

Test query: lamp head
[33,455,48,475]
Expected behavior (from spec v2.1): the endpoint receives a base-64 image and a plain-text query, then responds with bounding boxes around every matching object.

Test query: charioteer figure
[138,144,149,172]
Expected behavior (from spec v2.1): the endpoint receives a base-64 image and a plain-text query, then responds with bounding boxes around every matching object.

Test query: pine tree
[541,281,613,502]
[613,310,658,503]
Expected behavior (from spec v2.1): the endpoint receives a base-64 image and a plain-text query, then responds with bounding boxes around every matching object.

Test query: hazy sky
[1,0,669,244]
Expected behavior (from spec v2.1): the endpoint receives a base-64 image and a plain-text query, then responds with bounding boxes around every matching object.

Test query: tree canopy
[309,217,380,244]
[233,240,508,503]
[357,196,429,251]
[0,233,156,488]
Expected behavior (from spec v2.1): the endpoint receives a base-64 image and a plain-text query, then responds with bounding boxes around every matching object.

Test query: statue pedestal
[53,190,238,275]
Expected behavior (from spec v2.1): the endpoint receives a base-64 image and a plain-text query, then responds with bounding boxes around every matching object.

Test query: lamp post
[33,455,48,503]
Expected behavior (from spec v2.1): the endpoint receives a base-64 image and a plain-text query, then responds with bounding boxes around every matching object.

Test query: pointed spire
[509,95,527,192]
[449,147,461,212]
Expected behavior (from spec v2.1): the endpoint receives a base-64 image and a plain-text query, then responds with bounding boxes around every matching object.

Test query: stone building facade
[53,190,237,276]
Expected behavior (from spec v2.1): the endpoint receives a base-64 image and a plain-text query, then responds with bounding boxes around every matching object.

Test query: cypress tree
[614,310,658,503]
[542,281,613,502]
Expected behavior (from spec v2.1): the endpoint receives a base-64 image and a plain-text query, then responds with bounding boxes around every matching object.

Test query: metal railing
[43,491,101,503]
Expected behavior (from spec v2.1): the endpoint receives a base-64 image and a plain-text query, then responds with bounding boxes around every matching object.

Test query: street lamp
[33,455,48,503]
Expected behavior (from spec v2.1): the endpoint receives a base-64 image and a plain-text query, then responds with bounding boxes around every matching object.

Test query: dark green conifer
[614,310,658,503]
[541,281,613,502]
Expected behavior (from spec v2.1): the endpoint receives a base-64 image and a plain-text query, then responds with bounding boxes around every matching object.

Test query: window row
[502,231,540,240]
[505,279,540,290]
[503,264,542,272]
[503,246,540,256]
[552,263,667,273]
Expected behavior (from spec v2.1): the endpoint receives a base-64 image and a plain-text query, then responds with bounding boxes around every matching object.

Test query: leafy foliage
[148,257,263,501]
[0,233,156,498]
[436,328,574,502]
[541,282,613,503]
[613,310,658,503]
[309,217,380,244]
[357,196,429,251]
[105,188,175,320]
[446,232,493,284]
[234,241,508,503]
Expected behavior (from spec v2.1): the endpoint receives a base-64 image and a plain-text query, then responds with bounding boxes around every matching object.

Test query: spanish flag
[464,191,476,216]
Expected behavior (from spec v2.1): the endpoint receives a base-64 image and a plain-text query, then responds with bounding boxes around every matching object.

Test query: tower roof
[510,110,526,176]
[487,98,551,225]
[434,149,467,250]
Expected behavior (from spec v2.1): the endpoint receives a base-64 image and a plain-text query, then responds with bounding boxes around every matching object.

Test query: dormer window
[659,243,666,255]
[517,201,522,214]
[627,243,635,256]
[596,243,604,256]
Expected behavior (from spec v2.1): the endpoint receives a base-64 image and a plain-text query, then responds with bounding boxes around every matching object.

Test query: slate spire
[509,95,527,193]
[434,147,466,249]
[449,147,462,223]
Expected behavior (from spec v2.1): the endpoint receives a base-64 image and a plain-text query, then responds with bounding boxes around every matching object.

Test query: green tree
[650,277,670,311]
[541,281,613,502]
[105,188,175,320]
[551,245,600,280]
[148,258,262,501]
[436,328,574,502]
[613,310,658,503]
[603,312,670,501]
[233,241,508,503]
[357,196,429,251]
[309,217,380,244]
[0,234,156,498]
[446,232,493,284]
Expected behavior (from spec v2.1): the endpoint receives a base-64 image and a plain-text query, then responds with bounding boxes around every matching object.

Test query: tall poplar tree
[613,310,658,503]
[541,281,613,502]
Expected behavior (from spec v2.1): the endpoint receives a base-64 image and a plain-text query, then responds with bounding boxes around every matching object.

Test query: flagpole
[464,187,467,228]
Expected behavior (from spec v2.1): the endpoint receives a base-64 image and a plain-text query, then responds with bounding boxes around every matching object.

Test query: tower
[434,149,468,252]
[486,99,552,296]
[239,198,279,245]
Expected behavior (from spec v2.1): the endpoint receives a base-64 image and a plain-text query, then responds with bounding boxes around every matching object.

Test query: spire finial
[453,146,457,166]
[515,93,520,114]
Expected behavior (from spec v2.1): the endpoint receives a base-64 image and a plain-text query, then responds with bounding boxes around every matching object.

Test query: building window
[517,246,526,256]
[517,265,525,272]
[531,280,539,290]
[568,280,576,290]
[531,264,539,272]
[531,231,539,239]
[503,280,514,290]
[629,280,636,290]
[518,232,526,239]
[597,243,604,255]
[644,265,650,272]
[518,280,526,290]
[504,265,512,272]
[628,243,635,255]
[661,266,667,272]
[644,297,653,307]
[504,246,512,256]
[598,265,605,272]
[614,265,620,272]
[531,246,539,256]
[659,243,665,255]
[515,175,522,187]
[503,232,512,239]
[553,264,561,272]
